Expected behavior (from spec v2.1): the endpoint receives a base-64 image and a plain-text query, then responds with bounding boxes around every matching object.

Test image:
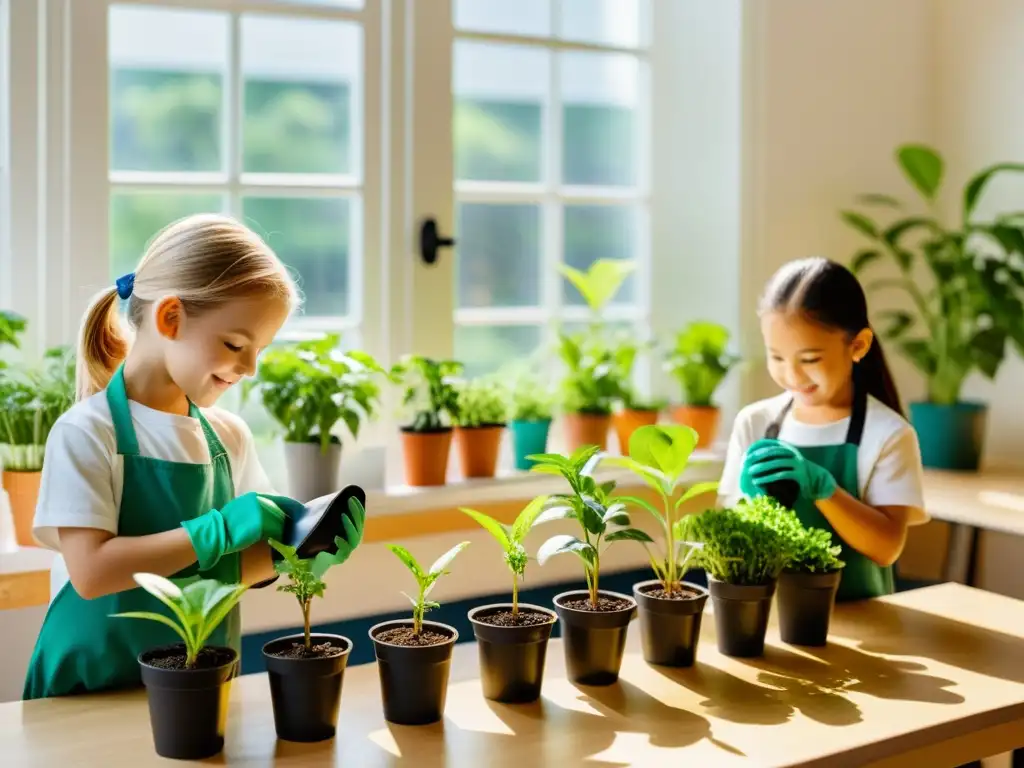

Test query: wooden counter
[3,583,1024,767]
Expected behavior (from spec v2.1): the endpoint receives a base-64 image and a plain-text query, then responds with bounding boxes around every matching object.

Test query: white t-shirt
[718,393,928,525]
[33,392,276,600]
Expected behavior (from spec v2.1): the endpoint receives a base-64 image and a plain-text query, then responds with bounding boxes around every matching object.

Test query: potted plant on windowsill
[556,259,635,451]
[841,143,1024,471]
[111,573,248,760]
[529,445,649,686]
[1,344,74,547]
[369,541,470,725]
[663,320,740,449]
[260,495,365,742]
[676,506,792,658]
[737,496,845,647]
[613,387,666,458]
[389,355,463,487]
[242,333,387,501]
[452,376,507,479]
[605,425,720,667]
[507,373,555,471]
[460,496,557,703]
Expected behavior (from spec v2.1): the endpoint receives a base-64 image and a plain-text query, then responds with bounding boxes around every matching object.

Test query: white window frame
[0,0,9,310]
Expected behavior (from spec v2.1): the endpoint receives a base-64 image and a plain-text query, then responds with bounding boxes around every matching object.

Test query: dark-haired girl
[718,257,928,601]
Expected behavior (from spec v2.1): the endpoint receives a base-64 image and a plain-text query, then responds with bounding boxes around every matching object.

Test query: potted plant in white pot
[459,496,558,703]
[663,320,740,449]
[452,376,508,479]
[243,333,387,501]
[841,143,1024,470]
[111,573,248,760]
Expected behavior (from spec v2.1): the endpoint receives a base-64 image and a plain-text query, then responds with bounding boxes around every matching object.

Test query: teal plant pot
[509,419,551,470]
[909,401,987,471]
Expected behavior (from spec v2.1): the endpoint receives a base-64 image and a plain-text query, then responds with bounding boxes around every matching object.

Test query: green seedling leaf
[459,507,511,549]
[429,541,471,577]
[111,611,191,645]
[674,480,721,509]
[533,503,577,526]
[510,495,548,543]
[387,544,425,581]
[897,144,944,201]
[537,535,594,566]
[627,424,698,488]
[604,528,655,545]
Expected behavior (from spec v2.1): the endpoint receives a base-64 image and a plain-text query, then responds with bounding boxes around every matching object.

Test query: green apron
[765,385,894,602]
[23,365,241,699]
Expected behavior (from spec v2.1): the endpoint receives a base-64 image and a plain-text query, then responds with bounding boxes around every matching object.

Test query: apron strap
[189,403,229,462]
[845,377,868,447]
[106,365,140,457]
[764,398,794,439]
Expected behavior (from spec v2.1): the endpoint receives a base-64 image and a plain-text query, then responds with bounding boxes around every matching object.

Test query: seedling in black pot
[460,496,558,702]
[370,541,469,725]
[112,574,247,760]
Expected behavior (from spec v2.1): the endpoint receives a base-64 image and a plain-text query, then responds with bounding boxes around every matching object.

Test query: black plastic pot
[777,569,842,646]
[263,633,352,742]
[708,578,776,658]
[632,580,709,667]
[553,590,637,686]
[468,603,558,703]
[370,620,458,725]
[138,644,239,760]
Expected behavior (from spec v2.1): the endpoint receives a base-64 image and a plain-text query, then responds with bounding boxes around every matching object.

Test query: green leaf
[536,535,595,566]
[675,480,721,509]
[196,584,247,647]
[602,455,669,495]
[897,144,943,201]
[511,495,548,543]
[459,508,511,549]
[899,339,938,376]
[428,540,470,576]
[970,328,1006,379]
[840,211,879,239]
[132,573,193,639]
[604,528,655,545]
[557,259,635,312]
[878,310,915,340]
[578,498,607,536]
[850,249,882,274]
[533,504,577,525]
[964,163,1024,221]
[387,544,425,581]
[627,424,698,487]
[615,494,663,522]
[110,611,191,645]
[856,193,902,207]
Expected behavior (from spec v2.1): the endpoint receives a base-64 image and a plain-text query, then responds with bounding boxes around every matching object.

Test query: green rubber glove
[311,493,366,571]
[741,438,837,502]
[182,492,287,571]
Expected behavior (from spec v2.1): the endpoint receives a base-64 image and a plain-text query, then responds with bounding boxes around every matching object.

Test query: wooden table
[4,583,1024,767]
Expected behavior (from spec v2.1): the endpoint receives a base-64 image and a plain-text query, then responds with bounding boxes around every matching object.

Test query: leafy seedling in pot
[388,541,470,638]
[603,425,720,595]
[267,495,366,654]
[529,445,653,608]
[459,496,547,620]
[111,573,248,669]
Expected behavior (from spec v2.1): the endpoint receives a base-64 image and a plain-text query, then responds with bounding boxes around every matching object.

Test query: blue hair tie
[115,272,135,300]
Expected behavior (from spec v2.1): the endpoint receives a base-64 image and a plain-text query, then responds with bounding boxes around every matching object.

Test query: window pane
[272,0,363,7]
[243,197,352,317]
[454,42,547,183]
[109,7,227,173]
[241,15,360,175]
[563,205,636,306]
[561,52,639,187]
[455,325,542,378]
[110,192,224,278]
[453,0,551,37]
[559,0,643,48]
[457,204,541,308]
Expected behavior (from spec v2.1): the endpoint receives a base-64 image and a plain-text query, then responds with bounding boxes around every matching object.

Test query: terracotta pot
[562,413,611,452]
[454,425,504,479]
[400,428,452,487]
[670,405,720,448]
[612,409,659,455]
[3,470,41,548]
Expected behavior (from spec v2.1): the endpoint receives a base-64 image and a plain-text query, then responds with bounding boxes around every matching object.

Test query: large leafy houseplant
[842,143,1024,405]
[664,321,740,408]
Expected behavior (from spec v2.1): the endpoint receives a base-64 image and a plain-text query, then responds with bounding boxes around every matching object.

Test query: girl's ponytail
[76,286,130,401]
[857,332,904,418]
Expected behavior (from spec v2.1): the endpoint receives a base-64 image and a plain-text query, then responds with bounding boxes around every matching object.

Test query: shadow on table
[652,663,795,726]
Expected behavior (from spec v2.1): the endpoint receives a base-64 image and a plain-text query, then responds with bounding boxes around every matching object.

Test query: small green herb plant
[266,496,366,651]
[242,333,388,453]
[508,373,555,422]
[676,506,793,586]
[111,573,248,668]
[0,310,27,355]
[735,496,843,573]
[459,496,547,618]
[389,355,463,432]
[0,346,75,471]
[387,541,470,636]
[663,321,740,408]
[605,425,719,594]
[453,377,508,428]
[530,445,653,607]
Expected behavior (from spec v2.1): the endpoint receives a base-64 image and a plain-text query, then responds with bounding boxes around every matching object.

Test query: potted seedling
[459,496,558,703]
[369,541,470,725]
[242,333,388,501]
[507,373,555,471]
[556,259,636,451]
[676,506,793,657]
[452,376,508,479]
[1,344,74,547]
[111,573,247,760]
[389,355,463,487]
[605,424,720,667]
[737,496,845,646]
[663,320,740,448]
[260,495,365,742]
[529,445,648,686]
